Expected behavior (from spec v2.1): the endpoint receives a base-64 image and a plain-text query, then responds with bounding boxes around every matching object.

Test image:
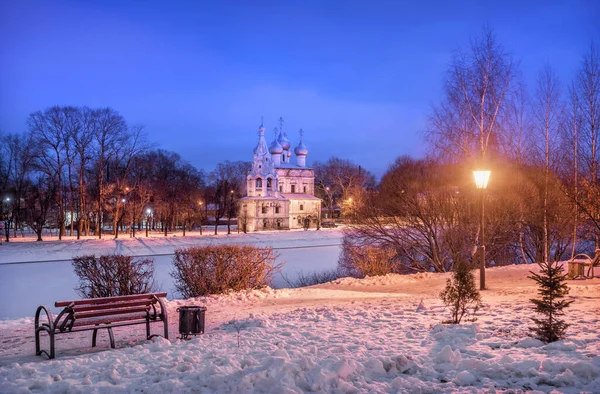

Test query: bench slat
[72,300,154,313]
[74,306,150,320]
[72,315,149,328]
[56,292,167,307]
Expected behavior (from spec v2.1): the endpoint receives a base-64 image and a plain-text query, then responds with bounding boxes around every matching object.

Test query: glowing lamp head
[146,209,152,215]
[473,170,491,189]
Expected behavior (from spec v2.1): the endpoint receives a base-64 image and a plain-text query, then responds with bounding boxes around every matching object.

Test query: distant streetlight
[3,197,12,243]
[473,170,491,290]
[145,208,152,237]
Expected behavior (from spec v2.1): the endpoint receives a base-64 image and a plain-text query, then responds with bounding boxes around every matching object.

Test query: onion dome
[278,132,291,150]
[269,139,283,154]
[294,140,308,156]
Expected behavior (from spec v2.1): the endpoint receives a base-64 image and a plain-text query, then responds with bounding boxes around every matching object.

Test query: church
[239,121,321,232]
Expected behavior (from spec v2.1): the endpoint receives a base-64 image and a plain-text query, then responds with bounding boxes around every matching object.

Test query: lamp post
[3,197,11,243]
[473,170,491,290]
[325,187,333,219]
[146,208,152,237]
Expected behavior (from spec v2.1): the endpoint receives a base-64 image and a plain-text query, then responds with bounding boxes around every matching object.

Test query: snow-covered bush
[338,237,397,278]
[72,254,156,298]
[170,245,282,297]
[282,268,345,287]
[440,260,481,324]
[528,261,573,342]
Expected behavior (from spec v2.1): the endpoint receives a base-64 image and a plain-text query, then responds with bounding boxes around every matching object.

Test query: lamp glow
[473,170,491,189]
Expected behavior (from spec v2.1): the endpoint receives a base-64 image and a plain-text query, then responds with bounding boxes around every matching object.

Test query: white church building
[239,123,321,232]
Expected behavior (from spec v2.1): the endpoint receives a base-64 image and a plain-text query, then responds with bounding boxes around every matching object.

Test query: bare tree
[90,108,128,239]
[28,107,85,239]
[23,176,56,241]
[313,157,375,221]
[426,27,516,165]
[210,161,250,235]
[4,132,36,237]
[576,43,600,247]
[533,64,564,263]
[71,107,95,238]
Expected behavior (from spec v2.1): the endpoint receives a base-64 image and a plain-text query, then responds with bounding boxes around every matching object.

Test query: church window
[263,220,267,228]
[267,178,272,188]
[277,222,281,228]
[275,206,280,214]
[303,185,307,193]
[256,178,262,188]
[279,184,282,192]
[291,185,296,193]
[300,204,304,211]
[282,154,285,161]
[262,206,267,214]
[298,218,302,225]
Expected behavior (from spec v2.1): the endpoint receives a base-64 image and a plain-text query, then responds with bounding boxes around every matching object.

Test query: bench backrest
[55,292,167,308]
[53,293,168,330]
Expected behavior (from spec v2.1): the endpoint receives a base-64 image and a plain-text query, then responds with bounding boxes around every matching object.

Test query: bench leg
[163,315,169,340]
[35,326,55,359]
[107,327,115,349]
[93,326,115,349]
[146,318,151,340]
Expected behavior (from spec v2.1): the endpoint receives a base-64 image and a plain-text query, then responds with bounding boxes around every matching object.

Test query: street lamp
[3,197,11,243]
[473,170,491,290]
[146,208,152,237]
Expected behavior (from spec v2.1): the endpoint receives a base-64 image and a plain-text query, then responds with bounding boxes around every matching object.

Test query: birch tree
[533,64,564,263]
[576,44,600,246]
[427,27,516,165]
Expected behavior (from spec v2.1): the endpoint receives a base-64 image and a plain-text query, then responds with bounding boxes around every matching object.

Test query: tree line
[0,106,254,241]
[0,105,374,242]
[341,29,600,273]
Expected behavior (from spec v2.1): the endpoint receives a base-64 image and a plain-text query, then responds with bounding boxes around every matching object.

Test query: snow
[1,232,600,393]
[0,229,343,319]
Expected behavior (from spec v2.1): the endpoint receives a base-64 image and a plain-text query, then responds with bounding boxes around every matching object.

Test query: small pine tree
[440,260,482,324]
[528,261,573,343]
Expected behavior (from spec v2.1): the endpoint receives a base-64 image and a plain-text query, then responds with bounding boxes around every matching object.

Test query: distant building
[239,122,321,232]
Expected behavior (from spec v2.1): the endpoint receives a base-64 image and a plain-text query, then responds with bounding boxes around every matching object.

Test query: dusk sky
[1,0,598,178]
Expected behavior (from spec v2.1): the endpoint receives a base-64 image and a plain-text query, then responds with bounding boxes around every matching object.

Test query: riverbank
[0,227,344,265]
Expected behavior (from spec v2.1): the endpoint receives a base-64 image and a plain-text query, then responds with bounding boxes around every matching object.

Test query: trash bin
[177,306,206,339]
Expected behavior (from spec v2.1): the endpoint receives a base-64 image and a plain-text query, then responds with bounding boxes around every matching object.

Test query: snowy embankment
[1,263,599,393]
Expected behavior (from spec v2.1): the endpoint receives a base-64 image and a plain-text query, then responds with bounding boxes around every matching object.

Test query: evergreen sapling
[440,260,482,324]
[528,261,573,343]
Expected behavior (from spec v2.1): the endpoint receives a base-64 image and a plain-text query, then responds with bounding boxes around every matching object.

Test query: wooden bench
[35,292,169,359]
[567,249,600,279]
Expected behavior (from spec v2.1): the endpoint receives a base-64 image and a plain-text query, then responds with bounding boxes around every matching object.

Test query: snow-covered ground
[1,233,600,393]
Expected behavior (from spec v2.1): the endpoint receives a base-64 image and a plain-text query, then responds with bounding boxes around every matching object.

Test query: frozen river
[0,243,341,320]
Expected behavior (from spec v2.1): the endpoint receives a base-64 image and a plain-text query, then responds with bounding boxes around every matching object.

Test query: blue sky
[1,0,598,177]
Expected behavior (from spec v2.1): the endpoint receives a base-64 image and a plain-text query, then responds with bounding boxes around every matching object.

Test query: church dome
[294,140,308,156]
[269,139,283,154]
[278,132,291,150]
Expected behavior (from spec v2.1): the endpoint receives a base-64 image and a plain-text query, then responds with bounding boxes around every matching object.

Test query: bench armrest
[35,305,55,332]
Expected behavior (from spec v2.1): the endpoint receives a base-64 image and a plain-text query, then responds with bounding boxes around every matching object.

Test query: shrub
[440,260,481,324]
[528,261,573,342]
[339,238,397,278]
[72,254,156,298]
[281,268,345,288]
[170,245,282,298]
